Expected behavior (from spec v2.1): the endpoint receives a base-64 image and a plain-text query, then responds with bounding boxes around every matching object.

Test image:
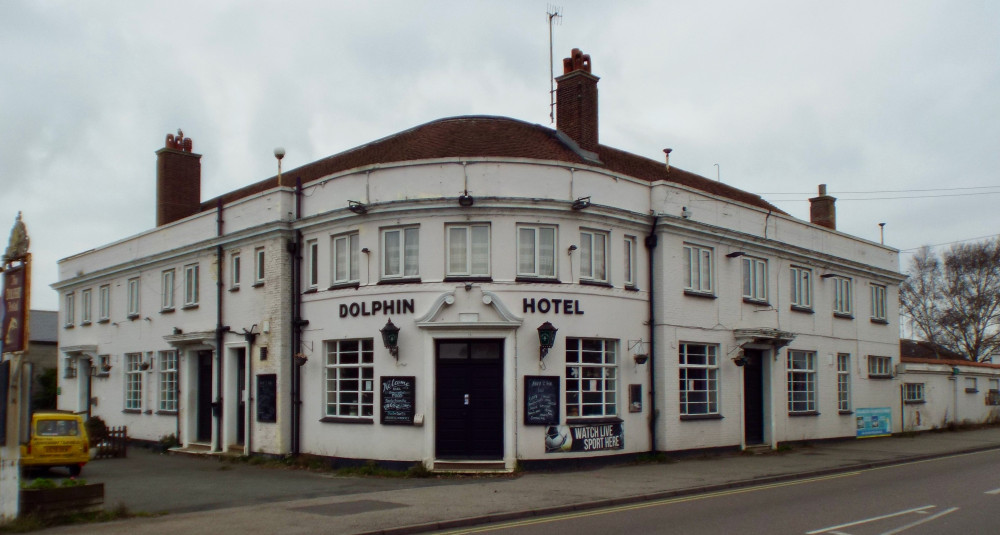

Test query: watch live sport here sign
[856,407,892,438]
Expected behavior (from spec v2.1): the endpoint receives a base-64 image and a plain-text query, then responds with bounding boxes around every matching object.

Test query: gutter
[214,199,230,452]
[290,177,308,455]
[645,215,659,452]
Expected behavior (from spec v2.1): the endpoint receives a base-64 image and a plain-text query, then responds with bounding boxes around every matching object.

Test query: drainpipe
[243,329,256,456]
[214,199,229,452]
[644,216,659,452]
[290,177,307,456]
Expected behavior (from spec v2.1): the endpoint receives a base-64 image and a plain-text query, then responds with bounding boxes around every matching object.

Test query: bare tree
[900,239,1000,361]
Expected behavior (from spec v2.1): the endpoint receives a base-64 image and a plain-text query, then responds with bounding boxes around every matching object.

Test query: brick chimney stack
[555,48,600,153]
[156,129,202,226]
[809,184,837,230]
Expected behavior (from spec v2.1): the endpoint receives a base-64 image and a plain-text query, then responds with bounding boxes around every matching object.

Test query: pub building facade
[53,50,903,471]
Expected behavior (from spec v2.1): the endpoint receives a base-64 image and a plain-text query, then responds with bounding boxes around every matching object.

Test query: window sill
[683,290,717,299]
[833,312,854,320]
[320,416,374,424]
[378,277,422,285]
[182,304,199,310]
[122,409,141,414]
[904,399,926,405]
[80,321,92,326]
[965,389,979,394]
[97,319,110,324]
[742,298,769,306]
[303,287,318,294]
[127,314,140,321]
[252,282,265,288]
[160,307,175,314]
[788,411,820,417]
[515,277,562,284]
[63,324,74,329]
[790,306,814,314]
[868,374,893,380]
[579,279,613,288]
[680,414,723,421]
[228,287,240,293]
[838,410,854,415]
[155,410,178,416]
[328,281,361,290]
[870,318,889,325]
[444,276,493,283]
[624,285,640,292]
[565,416,623,425]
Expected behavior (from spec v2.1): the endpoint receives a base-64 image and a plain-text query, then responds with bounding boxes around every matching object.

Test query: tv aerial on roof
[547,5,563,124]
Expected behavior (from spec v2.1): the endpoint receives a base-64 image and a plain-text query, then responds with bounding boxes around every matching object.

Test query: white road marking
[985,487,1000,495]
[879,507,959,535]
[805,505,935,534]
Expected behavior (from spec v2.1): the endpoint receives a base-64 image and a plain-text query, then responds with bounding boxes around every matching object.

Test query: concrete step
[743,444,773,455]
[433,460,510,473]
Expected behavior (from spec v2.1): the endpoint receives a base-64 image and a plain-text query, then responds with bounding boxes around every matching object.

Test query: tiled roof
[204,116,784,214]
[29,310,58,343]
[900,339,966,361]
[901,356,1000,370]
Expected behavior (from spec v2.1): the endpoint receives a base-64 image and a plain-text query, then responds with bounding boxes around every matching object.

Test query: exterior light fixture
[381,318,400,359]
[681,206,692,219]
[726,251,746,258]
[348,200,368,215]
[458,192,474,207]
[537,321,558,360]
[571,196,591,210]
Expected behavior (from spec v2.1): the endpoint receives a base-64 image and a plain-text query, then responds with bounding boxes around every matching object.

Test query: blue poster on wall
[856,407,892,438]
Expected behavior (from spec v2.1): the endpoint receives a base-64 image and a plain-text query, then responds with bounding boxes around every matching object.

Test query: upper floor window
[867,355,892,378]
[871,284,887,323]
[306,239,319,289]
[254,247,266,285]
[161,269,175,310]
[127,277,140,318]
[790,266,812,310]
[683,244,713,294]
[565,338,618,418]
[64,292,75,327]
[787,350,817,414]
[382,227,419,279]
[446,224,490,277]
[742,257,768,303]
[80,289,92,324]
[333,232,360,284]
[579,229,609,283]
[99,285,110,321]
[184,264,199,306]
[231,253,241,289]
[679,343,719,416]
[624,236,637,288]
[832,276,853,317]
[517,225,556,278]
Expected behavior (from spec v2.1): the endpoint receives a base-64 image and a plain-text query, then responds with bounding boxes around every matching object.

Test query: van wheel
[68,465,82,477]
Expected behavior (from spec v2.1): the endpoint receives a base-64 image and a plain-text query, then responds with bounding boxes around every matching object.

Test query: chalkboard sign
[380,376,415,425]
[256,374,277,423]
[524,375,559,425]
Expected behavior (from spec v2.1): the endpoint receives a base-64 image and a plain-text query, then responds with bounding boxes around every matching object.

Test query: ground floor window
[159,350,178,412]
[125,353,143,410]
[903,383,925,403]
[565,338,617,417]
[325,339,374,418]
[787,350,816,413]
[679,343,719,415]
[837,353,851,412]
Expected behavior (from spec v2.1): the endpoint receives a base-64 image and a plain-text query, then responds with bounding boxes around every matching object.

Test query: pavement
[30,426,1000,535]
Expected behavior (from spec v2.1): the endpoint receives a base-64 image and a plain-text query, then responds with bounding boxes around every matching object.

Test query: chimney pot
[555,48,600,153]
[809,184,836,230]
[156,129,202,226]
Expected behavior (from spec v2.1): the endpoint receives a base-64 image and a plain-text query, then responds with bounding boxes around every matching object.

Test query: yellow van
[20,411,90,476]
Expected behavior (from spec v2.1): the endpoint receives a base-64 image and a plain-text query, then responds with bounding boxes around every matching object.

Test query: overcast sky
[2,1,998,311]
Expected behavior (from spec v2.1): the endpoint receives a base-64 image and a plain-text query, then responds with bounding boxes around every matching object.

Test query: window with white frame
[867,355,892,378]
[161,269,175,310]
[742,257,768,302]
[324,339,374,418]
[99,285,110,321]
[517,225,557,278]
[965,377,978,393]
[832,276,853,316]
[81,289,92,324]
[158,350,178,412]
[124,353,143,410]
[790,266,812,310]
[787,350,817,413]
[624,236,637,287]
[64,292,75,327]
[254,247,266,285]
[679,343,719,416]
[988,379,1000,405]
[565,338,618,417]
[127,277,140,317]
[307,239,319,289]
[871,284,887,322]
[903,383,925,403]
[382,227,419,279]
[333,232,360,284]
[683,244,713,294]
[184,264,199,306]
[837,353,851,412]
[579,229,609,283]
[231,253,241,289]
[446,224,490,277]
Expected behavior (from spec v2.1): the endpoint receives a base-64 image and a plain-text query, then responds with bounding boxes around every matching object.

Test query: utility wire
[758,185,1000,195]
[899,233,1000,252]
[771,191,1000,201]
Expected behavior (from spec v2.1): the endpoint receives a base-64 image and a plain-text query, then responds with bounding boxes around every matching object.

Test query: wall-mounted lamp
[361,247,370,254]
[568,245,578,253]
[725,251,746,258]
[348,200,368,215]
[381,318,400,360]
[681,206,692,219]
[458,192,474,207]
[571,196,591,210]
[537,321,558,360]
[173,327,183,335]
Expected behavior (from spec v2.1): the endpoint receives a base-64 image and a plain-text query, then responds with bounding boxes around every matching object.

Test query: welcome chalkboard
[380,376,415,425]
[524,375,559,425]
[256,374,277,423]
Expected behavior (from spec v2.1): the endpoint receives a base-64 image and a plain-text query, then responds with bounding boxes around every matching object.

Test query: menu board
[524,375,559,425]
[380,376,415,425]
[256,374,277,423]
